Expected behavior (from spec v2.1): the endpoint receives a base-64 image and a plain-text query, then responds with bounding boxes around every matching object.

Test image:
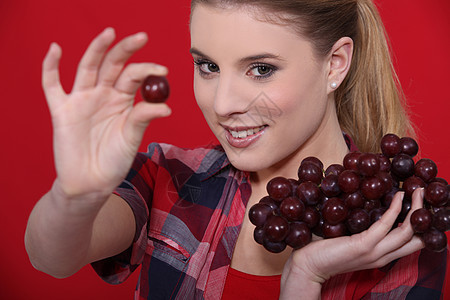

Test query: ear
[327,37,353,94]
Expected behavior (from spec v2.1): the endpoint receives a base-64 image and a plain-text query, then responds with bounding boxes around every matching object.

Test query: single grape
[364,199,381,212]
[377,172,394,195]
[320,174,341,197]
[263,215,290,242]
[302,206,320,228]
[370,207,386,224]
[253,226,265,245]
[285,222,312,249]
[325,164,345,176]
[298,161,323,185]
[343,191,365,209]
[296,181,321,206]
[346,209,370,234]
[425,182,448,207]
[262,238,287,253]
[280,196,305,221]
[410,208,432,233]
[402,176,426,199]
[141,75,170,103]
[391,153,415,179]
[380,133,401,158]
[259,196,279,212]
[322,222,347,238]
[343,152,361,171]
[338,170,361,194]
[267,177,292,202]
[322,197,348,225]
[399,137,419,157]
[357,153,380,177]
[414,158,438,183]
[378,154,391,172]
[360,176,385,200]
[421,228,447,252]
[249,203,274,227]
[432,208,450,232]
[301,156,324,171]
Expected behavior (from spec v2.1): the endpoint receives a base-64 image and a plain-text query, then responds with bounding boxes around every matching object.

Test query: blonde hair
[190,0,415,153]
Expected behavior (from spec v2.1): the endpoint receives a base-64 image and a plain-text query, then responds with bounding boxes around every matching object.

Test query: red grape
[141,75,170,103]
[298,161,323,184]
[296,181,321,206]
[343,152,361,171]
[249,203,274,227]
[415,158,438,183]
[280,196,305,221]
[358,153,380,177]
[399,137,419,157]
[263,215,290,242]
[425,182,448,207]
[380,133,401,158]
[267,177,292,202]
[285,222,312,249]
[421,228,447,252]
[346,209,371,234]
[338,170,360,194]
[322,197,348,225]
[391,154,415,179]
[410,208,432,233]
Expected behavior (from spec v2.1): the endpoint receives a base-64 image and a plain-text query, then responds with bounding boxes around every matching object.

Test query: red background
[0,0,449,299]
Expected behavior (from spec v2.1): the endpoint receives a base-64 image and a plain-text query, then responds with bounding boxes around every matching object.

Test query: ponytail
[336,0,415,153]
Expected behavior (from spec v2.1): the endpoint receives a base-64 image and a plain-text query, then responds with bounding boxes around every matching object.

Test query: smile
[229,126,266,139]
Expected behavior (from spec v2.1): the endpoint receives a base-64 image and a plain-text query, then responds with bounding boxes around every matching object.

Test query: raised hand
[280,189,425,299]
[42,28,171,200]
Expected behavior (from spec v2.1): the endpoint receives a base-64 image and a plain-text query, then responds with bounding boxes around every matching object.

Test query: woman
[25,0,447,299]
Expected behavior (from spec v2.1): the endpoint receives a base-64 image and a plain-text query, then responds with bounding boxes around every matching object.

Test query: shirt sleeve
[91,149,159,285]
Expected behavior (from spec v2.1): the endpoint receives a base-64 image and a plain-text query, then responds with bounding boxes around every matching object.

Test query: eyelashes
[193,58,277,80]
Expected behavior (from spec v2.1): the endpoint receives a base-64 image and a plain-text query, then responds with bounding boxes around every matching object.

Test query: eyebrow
[189,47,284,64]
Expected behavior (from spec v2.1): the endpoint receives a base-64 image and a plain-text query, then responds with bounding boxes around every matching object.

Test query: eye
[247,64,277,79]
[194,59,220,77]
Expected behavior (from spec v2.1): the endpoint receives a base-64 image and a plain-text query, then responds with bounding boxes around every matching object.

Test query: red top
[222,268,281,300]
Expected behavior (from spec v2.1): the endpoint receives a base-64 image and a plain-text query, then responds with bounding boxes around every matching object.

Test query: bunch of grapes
[249,134,449,253]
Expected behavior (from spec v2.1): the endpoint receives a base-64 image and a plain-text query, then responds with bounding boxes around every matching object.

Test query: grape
[415,158,438,183]
[325,164,345,176]
[391,154,415,179]
[360,176,385,200]
[296,181,321,206]
[285,222,312,249]
[410,208,432,233]
[402,176,426,199]
[321,174,341,197]
[425,182,448,207]
[280,196,305,221]
[301,156,324,170]
[250,134,449,254]
[322,222,347,238]
[322,197,348,225]
[358,153,380,176]
[141,75,170,103]
[263,215,289,242]
[338,170,360,194]
[249,203,274,227]
[399,137,419,157]
[421,228,447,252]
[302,206,320,228]
[267,177,292,202]
[253,226,265,245]
[380,133,401,158]
[263,238,287,253]
[346,209,370,234]
[343,191,365,209]
[298,161,323,184]
[343,152,361,171]
[432,208,450,232]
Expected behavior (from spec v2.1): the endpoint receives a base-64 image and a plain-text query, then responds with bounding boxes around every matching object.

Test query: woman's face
[190,5,335,173]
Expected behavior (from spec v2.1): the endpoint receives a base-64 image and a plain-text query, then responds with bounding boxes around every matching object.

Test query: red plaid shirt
[92,140,447,299]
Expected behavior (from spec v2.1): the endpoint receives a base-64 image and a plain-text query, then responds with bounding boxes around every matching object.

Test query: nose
[213,72,250,117]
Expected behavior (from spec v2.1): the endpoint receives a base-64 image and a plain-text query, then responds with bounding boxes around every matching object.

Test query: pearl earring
[330,82,338,89]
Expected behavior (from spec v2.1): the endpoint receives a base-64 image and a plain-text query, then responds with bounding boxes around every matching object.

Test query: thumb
[124,101,172,143]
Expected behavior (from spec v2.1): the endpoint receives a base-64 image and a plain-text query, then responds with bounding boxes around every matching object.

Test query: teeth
[229,126,264,139]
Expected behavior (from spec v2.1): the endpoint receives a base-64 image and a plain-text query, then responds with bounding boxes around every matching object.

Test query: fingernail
[134,32,147,41]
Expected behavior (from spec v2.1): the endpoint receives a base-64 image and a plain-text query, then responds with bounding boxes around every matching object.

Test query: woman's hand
[43,28,171,200]
[280,189,425,299]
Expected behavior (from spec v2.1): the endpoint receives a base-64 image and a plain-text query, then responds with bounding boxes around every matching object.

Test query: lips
[223,125,267,148]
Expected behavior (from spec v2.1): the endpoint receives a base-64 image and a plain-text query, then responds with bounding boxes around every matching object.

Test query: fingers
[72,28,116,91]
[114,63,168,96]
[42,43,66,110]
[96,32,148,87]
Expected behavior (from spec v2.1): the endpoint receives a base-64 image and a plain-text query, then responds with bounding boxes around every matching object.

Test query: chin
[223,148,270,172]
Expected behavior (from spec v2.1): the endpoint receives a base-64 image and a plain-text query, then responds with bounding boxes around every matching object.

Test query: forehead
[190,4,311,58]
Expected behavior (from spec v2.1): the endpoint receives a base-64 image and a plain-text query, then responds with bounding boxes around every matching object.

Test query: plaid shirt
[92,140,447,299]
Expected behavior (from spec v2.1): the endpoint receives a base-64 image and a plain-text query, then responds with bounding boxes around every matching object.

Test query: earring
[330,82,338,89]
